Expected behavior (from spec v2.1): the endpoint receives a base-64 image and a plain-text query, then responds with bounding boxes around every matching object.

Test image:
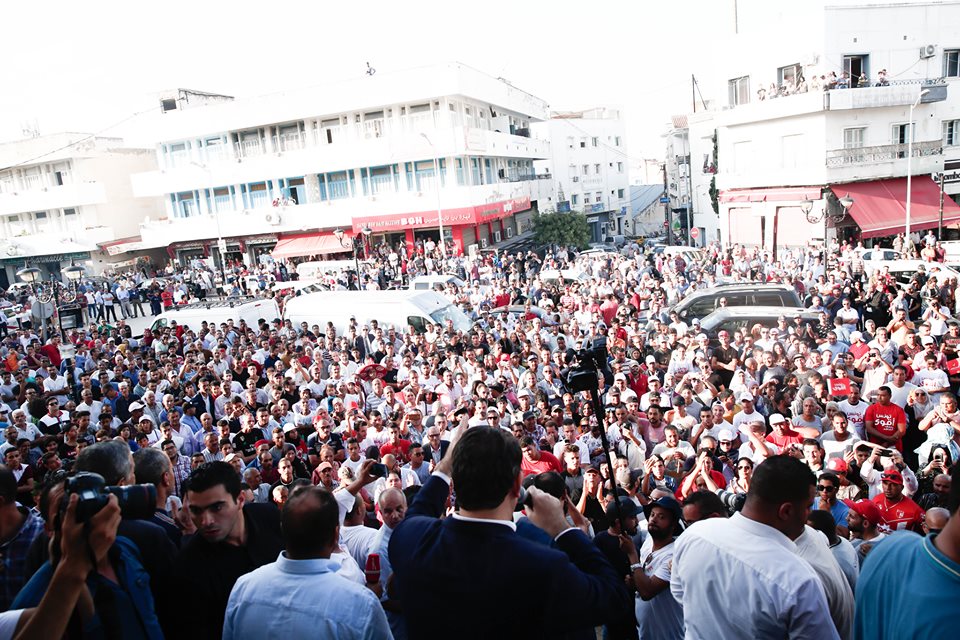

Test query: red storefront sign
[352,197,531,233]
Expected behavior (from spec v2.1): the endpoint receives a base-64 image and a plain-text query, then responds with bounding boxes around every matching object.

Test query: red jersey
[872,494,924,534]
[520,450,563,477]
[766,429,804,449]
[863,402,907,451]
[379,440,412,461]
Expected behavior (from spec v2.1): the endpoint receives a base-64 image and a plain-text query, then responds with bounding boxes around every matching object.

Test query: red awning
[830,177,960,238]
[719,186,823,203]
[271,233,352,259]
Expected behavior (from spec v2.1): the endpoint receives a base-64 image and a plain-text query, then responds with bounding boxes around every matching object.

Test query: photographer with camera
[11,475,163,639]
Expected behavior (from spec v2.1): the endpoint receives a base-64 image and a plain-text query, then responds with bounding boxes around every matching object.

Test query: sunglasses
[816,485,837,492]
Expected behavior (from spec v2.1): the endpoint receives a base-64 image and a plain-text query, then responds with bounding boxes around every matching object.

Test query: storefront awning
[271,233,351,259]
[830,177,960,239]
[719,186,823,203]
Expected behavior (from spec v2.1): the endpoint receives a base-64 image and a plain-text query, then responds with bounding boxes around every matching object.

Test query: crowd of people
[756,67,893,101]
[0,232,957,639]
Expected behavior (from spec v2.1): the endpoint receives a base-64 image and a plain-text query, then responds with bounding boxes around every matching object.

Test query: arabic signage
[1,251,90,266]
[352,197,531,233]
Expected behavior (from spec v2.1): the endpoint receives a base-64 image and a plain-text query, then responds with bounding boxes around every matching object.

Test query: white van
[149,297,281,333]
[283,290,473,334]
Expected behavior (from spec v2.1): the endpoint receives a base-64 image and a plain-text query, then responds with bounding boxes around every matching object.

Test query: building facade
[0,133,160,286]
[533,108,629,243]
[677,0,960,250]
[131,63,554,266]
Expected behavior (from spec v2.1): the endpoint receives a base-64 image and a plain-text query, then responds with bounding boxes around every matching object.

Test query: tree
[534,211,590,249]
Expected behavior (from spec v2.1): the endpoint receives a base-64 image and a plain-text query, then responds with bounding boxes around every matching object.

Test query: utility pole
[939,170,946,239]
[663,163,672,245]
[692,74,697,114]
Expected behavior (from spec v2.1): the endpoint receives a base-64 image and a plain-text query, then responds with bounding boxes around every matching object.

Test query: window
[580,138,587,148]
[843,127,866,148]
[591,137,599,147]
[567,136,574,149]
[595,191,603,203]
[892,124,913,158]
[614,136,622,146]
[617,162,624,172]
[582,164,589,175]
[946,49,960,77]
[843,55,869,83]
[944,120,960,146]
[617,188,625,199]
[594,163,601,174]
[778,64,801,87]
[728,76,750,106]
[571,194,580,205]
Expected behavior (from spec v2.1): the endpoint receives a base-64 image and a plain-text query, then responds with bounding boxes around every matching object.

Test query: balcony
[274,132,306,153]
[825,139,944,183]
[826,140,943,167]
[0,182,107,217]
[826,80,948,111]
[235,139,265,159]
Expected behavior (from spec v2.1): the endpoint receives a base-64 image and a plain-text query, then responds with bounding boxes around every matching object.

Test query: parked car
[700,306,820,340]
[672,284,803,320]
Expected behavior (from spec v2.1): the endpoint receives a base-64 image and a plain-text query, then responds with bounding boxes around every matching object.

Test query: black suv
[672,284,802,320]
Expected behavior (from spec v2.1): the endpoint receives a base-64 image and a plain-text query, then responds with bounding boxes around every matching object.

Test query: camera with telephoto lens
[62,472,157,523]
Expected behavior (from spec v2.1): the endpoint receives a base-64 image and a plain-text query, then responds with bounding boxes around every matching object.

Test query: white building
[532,108,629,242]
[131,63,554,266]
[677,0,960,250]
[0,133,160,285]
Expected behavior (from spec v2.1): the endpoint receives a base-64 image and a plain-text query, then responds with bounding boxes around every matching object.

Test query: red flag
[829,378,852,396]
[947,359,960,375]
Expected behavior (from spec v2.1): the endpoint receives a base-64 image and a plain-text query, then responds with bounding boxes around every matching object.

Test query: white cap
[717,429,736,442]
[128,401,145,411]
[850,331,863,342]
[738,392,754,403]
[614,373,627,381]
[921,336,935,346]
[769,412,787,425]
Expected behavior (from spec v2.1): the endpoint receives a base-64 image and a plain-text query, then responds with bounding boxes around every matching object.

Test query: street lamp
[334,228,366,290]
[17,267,57,339]
[800,200,816,223]
[190,160,226,287]
[906,88,931,245]
[420,133,445,253]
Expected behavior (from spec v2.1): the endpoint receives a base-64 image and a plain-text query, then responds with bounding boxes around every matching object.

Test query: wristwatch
[629,562,643,572]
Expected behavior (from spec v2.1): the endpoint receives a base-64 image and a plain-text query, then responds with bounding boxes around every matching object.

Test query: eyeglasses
[816,485,837,492]
[737,464,752,470]
[719,441,733,445]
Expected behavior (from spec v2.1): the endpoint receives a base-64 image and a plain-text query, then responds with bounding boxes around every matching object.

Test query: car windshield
[429,304,473,333]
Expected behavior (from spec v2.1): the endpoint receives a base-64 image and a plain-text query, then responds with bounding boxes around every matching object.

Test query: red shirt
[864,402,907,450]
[520,450,563,477]
[872,494,924,533]
[380,440,412,460]
[766,428,804,449]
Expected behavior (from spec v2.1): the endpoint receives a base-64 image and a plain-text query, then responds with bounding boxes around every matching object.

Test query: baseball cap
[691,318,701,325]
[499,354,512,363]
[614,373,627,382]
[738,392,754,403]
[826,457,849,473]
[318,461,334,471]
[850,331,863,342]
[643,495,684,523]
[844,499,882,526]
[717,429,735,443]
[921,336,935,346]
[881,467,904,485]
[223,453,240,464]
[522,410,537,421]
[128,401,145,411]
[283,423,297,434]
[645,355,657,364]
[768,413,786,425]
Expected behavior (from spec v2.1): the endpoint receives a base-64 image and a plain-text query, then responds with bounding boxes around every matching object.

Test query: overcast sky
[0,0,926,162]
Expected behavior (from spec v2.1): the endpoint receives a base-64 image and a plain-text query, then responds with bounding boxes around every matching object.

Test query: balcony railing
[274,132,305,152]
[825,139,942,167]
[236,139,264,159]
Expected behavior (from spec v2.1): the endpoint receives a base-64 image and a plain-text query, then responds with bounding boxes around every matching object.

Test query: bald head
[925,507,950,536]
[282,486,339,559]
[377,487,407,530]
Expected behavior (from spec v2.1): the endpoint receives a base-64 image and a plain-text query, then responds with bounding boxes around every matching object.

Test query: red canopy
[271,233,351,259]
[830,177,960,238]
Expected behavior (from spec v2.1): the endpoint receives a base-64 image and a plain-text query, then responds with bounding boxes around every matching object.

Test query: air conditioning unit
[480,238,489,249]
[494,231,502,243]
[264,211,282,226]
[921,44,937,59]
[506,227,514,238]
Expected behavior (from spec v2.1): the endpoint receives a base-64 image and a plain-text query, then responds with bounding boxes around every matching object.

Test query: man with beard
[592,498,640,639]
[623,496,685,640]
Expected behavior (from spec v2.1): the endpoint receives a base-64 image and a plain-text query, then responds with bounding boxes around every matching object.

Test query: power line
[0,104,158,173]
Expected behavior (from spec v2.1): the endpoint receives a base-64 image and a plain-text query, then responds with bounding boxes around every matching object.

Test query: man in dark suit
[389,426,631,638]
[191,376,218,418]
[421,426,449,466]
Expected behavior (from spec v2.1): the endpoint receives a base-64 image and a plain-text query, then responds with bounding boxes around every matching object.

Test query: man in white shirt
[672,456,840,640]
[885,365,916,409]
[836,384,868,440]
[731,392,764,436]
[819,413,863,462]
